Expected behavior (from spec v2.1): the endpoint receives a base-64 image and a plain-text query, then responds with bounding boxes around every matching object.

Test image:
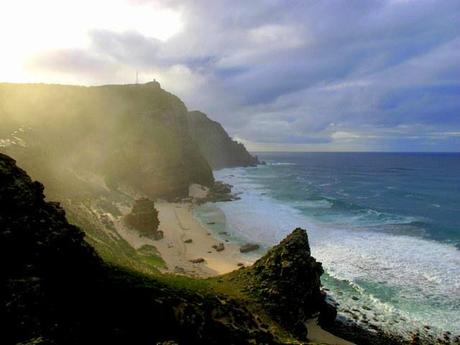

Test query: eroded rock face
[187,111,260,169]
[1,82,214,200]
[0,153,278,345]
[125,198,160,237]
[235,228,326,339]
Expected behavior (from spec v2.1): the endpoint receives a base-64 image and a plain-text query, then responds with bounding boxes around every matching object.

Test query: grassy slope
[63,196,302,344]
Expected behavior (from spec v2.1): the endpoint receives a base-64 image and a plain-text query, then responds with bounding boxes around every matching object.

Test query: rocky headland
[187,110,260,169]
[0,82,441,344]
[0,152,340,344]
[0,82,259,201]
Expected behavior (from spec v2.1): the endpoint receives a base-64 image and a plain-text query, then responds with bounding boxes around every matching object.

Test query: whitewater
[196,152,460,339]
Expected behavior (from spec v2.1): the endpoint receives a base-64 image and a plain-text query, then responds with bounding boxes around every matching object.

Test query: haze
[1,0,459,152]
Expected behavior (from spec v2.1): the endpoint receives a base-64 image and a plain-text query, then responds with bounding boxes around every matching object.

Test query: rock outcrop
[125,198,161,238]
[230,228,328,339]
[0,82,213,200]
[187,111,260,169]
[0,153,280,345]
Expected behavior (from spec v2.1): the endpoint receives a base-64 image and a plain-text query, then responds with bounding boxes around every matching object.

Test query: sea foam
[205,166,460,336]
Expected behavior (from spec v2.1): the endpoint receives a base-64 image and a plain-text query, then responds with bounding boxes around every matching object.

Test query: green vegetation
[65,201,164,276]
[1,153,287,344]
[1,82,213,200]
[137,245,166,269]
[0,81,332,344]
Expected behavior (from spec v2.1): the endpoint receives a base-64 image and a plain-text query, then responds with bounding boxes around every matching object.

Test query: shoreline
[114,199,256,278]
[114,195,357,344]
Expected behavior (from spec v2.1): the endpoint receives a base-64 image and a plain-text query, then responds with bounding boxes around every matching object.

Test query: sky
[1,0,459,152]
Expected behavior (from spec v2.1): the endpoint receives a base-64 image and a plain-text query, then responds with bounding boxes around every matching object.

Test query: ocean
[195,152,460,338]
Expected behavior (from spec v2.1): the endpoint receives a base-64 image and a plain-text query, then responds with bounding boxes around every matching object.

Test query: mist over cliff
[0,81,257,200]
[187,111,259,169]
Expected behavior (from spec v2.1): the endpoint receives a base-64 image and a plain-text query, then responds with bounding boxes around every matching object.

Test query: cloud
[15,0,460,151]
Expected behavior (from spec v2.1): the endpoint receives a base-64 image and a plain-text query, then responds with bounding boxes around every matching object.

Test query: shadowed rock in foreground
[0,153,276,345]
[229,228,329,339]
[125,198,162,238]
[0,152,411,345]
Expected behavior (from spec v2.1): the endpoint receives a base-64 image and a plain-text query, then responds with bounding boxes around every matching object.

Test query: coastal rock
[240,243,260,253]
[186,110,260,169]
[318,293,338,327]
[0,153,278,345]
[232,228,325,339]
[125,198,161,237]
[153,230,164,240]
[1,82,215,200]
[190,258,205,264]
[212,243,225,252]
[197,181,238,203]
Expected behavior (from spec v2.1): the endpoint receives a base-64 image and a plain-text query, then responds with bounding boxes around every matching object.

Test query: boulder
[233,228,326,339]
[212,243,225,252]
[240,243,260,253]
[125,198,160,237]
[189,258,205,264]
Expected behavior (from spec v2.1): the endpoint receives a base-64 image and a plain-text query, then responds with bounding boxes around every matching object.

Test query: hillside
[0,82,212,200]
[0,152,327,344]
[187,111,260,169]
[0,82,259,200]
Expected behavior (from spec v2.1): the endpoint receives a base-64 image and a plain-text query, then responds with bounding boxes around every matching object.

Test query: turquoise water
[197,152,460,338]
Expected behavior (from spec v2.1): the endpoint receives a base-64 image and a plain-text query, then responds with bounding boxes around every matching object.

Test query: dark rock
[198,181,239,203]
[174,266,186,274]
[0,153,277,345]
[184,239,193,244]
[125,198,160,237]
[187,111,260,169]
[318,293,338,327]
[189,258,205,264]
[1,83,215,200]
[240,243,260,253]
[231,228,324,339]
[212,243,225,252]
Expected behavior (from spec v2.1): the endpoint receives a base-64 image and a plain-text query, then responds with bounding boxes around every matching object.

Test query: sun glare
[0,0,183,83]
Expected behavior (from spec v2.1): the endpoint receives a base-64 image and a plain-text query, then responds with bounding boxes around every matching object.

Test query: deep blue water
[197,152,460,337]
[255,152,460,246]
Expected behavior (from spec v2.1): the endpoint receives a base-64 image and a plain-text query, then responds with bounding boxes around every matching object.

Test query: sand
[113,200,254,277]
[307,319,355,345]
[113,193,354,344]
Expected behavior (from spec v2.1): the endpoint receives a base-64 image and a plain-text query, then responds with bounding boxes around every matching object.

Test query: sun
[0,0,183,83]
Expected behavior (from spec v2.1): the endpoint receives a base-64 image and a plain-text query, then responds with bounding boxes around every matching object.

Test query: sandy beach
[113,196,255,277]
[111,187,355,344]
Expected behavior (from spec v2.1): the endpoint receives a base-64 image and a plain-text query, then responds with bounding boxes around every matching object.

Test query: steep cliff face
[187,111,260,169]
[0,82,213,199]
[0,153,280,345]
[227,228,327,339]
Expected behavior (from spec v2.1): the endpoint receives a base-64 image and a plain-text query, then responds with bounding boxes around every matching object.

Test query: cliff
[0,82,213,199]
[0,153,279,344]
[226,228,329,339]
[187,111,260,169]
[0,152,353,344]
